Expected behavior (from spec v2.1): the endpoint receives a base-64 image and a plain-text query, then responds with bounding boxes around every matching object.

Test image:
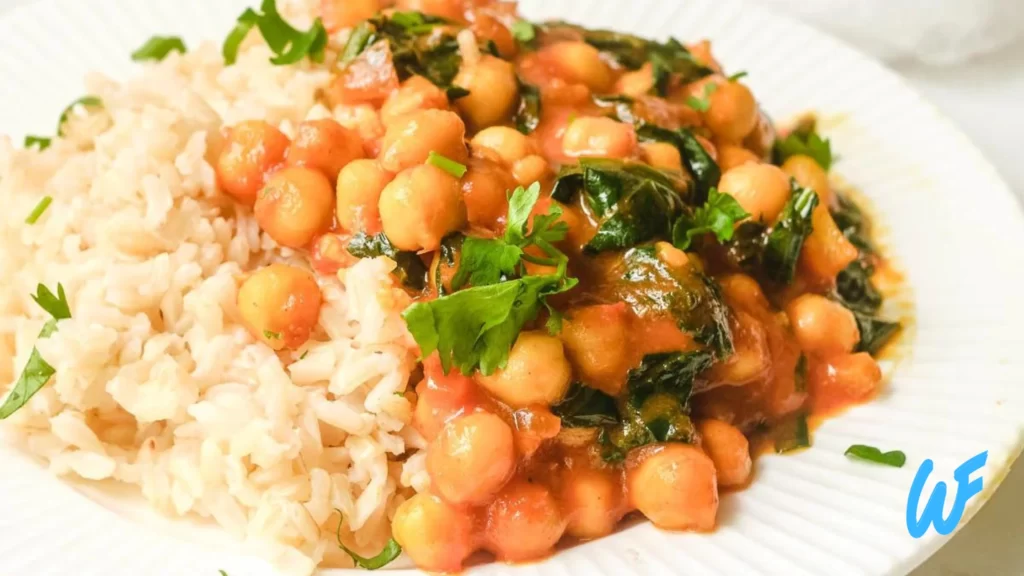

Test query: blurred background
[0,0,1020,574]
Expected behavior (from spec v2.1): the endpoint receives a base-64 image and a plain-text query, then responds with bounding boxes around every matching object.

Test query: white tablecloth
[0,0,1020,573]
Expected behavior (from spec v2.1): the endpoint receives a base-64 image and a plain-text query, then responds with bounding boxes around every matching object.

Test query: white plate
[1,0,1022,575]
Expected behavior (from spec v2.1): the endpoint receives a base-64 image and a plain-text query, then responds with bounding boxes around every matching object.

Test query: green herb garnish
[24,135,51,151]
[511,20,536,44]
[334,509,401,569]
[223,0,327,66]
[347,232,428,290]
[671,188,748,250]
[25,196,53,224]
[845,444,906,467]
[685,82,718,112]
[131,36,187,61]
[727,71,748,81]
[774,412,810,453]
[774,127,833,171]
[263,330,281,340]
[0,284,71,419]
[514,79,541,134]
[402,183,576,375]
[426,151,467,178]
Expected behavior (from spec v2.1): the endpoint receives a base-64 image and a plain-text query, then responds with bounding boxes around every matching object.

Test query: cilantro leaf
[511,20,536,44]
[24,135,51,151]
[0,283,72,419]
[334,509,402,570]
[222,0,327,66]
[450,236,522,289]
[131,36,187,62]
[845,444,906,467]
[685,82,717,112]
[774,129,833,171]
[671,188,749,250]
[403,269,576,375]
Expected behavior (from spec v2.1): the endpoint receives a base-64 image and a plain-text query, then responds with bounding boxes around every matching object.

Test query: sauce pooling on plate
[212,1,903,570]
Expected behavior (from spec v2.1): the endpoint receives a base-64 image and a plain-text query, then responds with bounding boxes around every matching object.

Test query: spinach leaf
[577,29,712,95]
[854,315,900,355]
[514,79,541,134]
[835,259,882,314]
[551,382,619,428]
[339,11,473,98]
[611,246,733,358]
[831,192,875,254]
[593,94,638,125]
[635,124,721,205]
[551,158,688,253]
[762,182,818,284]
[347,232,428,290]
[774,412,810,453]
[598,350,712,462]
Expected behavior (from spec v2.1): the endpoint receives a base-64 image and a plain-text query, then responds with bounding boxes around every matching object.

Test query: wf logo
[905,450,987,538]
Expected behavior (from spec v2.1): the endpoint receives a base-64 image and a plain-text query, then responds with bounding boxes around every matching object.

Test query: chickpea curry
[217,0,902,571]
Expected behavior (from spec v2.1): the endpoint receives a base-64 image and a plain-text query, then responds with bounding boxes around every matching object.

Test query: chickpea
[427,412,515,505]
[809,352,882,411]
[237,264,322,350]
[321,0,379,32]
[512,154,551,186]
[392,493,475,572]
[285,119,363,181]
[254,167,335,248]
[801,204,859,281]
[717,273,771,313]
[216,120,290,204]
[454,55,520,130]
[378,109,468,173]
[718,162,791,223]
[546,41,614,92]
[380,76,450,128]
[335,159,393,235]
[615,63,655,97]
[785,293,860,355]
[717,145,759,172]
[471,126,534,166]
[697,419,752,487]
[461,157,516,231]
[782,154,832,206]
[641,141,683,171]
[396,0,465,21]
[705,80,759,143]
[560,304,630,394]
[560,468,624,539]
[485,480,567,561]
[562,117,637,159]
[477,331,572,408]
[378,164,467,251]
[627,443,718,531]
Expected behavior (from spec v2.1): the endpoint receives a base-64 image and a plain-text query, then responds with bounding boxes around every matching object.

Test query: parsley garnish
[845,444,906,467]
[24,135,51,151]
[334,509,402,569]
[402,183,577,375]
[671,188,749,249]
[0,284,71,419]
[263,329,281,340]
[774,129,833,171]
[426,151,467,178]
[685,82,718,112]
[511,20,536,44]
[131,36,187,62]
[25,196,53,224]
[223,0,327,66]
